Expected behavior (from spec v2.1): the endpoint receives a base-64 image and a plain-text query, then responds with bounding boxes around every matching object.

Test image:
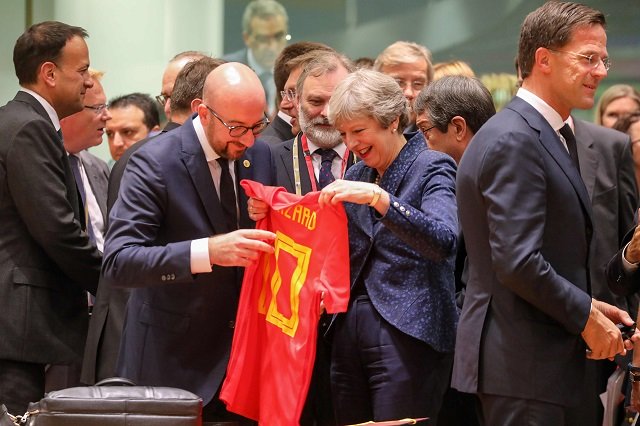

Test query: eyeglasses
[251,31,289,44]
[418,124,437,137]
[203,104,269,137]
[548,49,611,71]
[394,78,427,92]
[280,89,297,102]
[84,104,107,115]
[155,94,169,106]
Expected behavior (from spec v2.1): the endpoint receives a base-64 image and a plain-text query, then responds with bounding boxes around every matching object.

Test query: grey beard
[299,112,341,149]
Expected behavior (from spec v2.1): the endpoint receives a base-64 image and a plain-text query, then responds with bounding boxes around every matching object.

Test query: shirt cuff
[191,238,212,274]
[622,242,640,273]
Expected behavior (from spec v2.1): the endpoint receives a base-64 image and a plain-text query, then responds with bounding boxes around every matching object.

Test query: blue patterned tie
[317,149,338,189]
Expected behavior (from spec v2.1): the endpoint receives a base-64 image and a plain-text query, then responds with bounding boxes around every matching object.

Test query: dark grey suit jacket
[452,97,594,407]
[257,114,293,146]
[574,119,638,315]
[81,121,180,384]
[0,91,101,365]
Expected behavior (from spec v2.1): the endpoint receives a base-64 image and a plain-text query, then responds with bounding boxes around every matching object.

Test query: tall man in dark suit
[81,56,225,386]
[101,62,275,423]
[257,41,333,146]
[452,3,634,424]
[0,21,102,414]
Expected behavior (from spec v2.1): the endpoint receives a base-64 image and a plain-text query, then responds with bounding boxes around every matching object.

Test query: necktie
[217,158,238,231]
[68,154,94,241]
[559,124,581,172]
[317,149,338,189]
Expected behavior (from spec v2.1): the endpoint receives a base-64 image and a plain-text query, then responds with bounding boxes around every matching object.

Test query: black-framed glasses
[280,89,297,102]
[203,104,269,137]
[155,94,169,106]
[84,104,107,115]
[419,124,437,137]
[548,49,611,71]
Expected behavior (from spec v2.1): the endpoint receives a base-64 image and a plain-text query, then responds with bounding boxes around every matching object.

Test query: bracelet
[369,186,382,207]
[629,363,640,382]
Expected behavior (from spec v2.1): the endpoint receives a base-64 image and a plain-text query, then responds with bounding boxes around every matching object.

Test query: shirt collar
[516,87,565,132]
[277,110,292,125]
[20,87,61,131]
[306,137,348,160]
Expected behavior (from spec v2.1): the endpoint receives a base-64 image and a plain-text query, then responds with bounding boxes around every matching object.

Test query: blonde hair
[433,60,475,81]
[374,41,434,83]
[594,84,640,125]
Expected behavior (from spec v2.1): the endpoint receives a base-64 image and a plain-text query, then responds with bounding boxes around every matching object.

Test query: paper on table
[347,418,428,426]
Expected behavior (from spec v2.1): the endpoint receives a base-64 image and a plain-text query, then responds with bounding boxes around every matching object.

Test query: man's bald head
[198,62,268,159]
[202,62,266,109]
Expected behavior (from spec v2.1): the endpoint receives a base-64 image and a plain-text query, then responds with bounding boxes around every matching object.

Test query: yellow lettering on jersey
[260,231,312,337]
[277,205,317,231]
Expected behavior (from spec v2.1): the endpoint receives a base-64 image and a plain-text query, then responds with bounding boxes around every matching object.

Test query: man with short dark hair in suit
[0,21,102,414]
[452,2,635,425]
[102,62,275,423]
[257,41,333,145]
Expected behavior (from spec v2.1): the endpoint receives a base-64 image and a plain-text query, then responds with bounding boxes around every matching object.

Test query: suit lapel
[509,98,593,226]
[236,155,252,229]
[79,152,109,223]
[573,119,599,201]
[180,122,228,234]
[278,136,313,194]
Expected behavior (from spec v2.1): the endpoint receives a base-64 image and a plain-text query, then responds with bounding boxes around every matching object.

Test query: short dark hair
[13,21,88,85]
[273,42,333,95]
[171,57,226,115]
[518,1,605,80]
[108,93,160,130]
[296,51,355,99]
[415,75,496,135]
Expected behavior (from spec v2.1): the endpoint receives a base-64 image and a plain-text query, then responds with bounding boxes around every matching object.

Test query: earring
[392,128,397,133]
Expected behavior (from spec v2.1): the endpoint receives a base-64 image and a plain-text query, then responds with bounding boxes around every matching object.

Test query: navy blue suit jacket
[343,132,458,352]
[452,96,594,406]
[101,118,273,404]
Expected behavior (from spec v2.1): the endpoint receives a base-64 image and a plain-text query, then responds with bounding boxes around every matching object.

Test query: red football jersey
[220,180,350,425]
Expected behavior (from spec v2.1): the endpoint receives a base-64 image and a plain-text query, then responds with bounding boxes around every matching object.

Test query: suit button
[161,275,166,281]
[170,273,175,280]
[405,211,411,216]
[393,201,400,208]
[228,321,235,329]
[399,206,406,212]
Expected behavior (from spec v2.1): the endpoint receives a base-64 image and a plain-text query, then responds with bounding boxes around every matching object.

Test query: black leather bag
[19,378,202,425]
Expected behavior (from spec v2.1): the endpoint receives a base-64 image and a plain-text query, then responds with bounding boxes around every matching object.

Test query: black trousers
[331,296,452,424]
[0,359,45,415]
[479,393,571,426]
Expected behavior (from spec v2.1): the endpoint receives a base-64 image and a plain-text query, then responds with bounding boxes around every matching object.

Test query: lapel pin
[243,159,251,168]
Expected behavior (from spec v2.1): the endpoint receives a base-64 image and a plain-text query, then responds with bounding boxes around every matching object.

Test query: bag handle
[94,377,136,387]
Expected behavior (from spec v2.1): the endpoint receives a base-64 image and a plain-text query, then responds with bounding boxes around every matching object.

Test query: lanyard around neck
[292,134,350,196]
